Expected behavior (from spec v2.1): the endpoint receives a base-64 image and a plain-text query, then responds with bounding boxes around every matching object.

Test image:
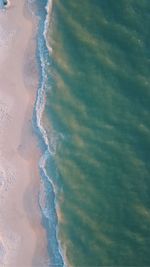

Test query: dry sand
[0,0,48,266]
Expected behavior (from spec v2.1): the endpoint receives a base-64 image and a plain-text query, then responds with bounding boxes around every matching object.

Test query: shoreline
[0,0,49,266]
[34,0,65,265]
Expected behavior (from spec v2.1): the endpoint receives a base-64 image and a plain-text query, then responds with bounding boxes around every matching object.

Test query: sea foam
[30,0,66,266]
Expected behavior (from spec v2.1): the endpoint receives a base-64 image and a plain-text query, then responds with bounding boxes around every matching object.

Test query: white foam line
[34,0,67,266]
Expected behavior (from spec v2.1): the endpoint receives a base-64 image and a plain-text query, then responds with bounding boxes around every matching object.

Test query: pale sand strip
[0,1,48,266]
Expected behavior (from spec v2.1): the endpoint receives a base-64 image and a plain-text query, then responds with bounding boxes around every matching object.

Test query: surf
[29,0,66,265]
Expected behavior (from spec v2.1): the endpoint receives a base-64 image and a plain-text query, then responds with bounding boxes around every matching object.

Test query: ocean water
[37,0,150,266]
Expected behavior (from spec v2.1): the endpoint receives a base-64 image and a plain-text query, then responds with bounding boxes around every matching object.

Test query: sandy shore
[0,1,48,266]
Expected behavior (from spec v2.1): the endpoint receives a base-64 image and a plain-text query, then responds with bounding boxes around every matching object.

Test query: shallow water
[41,0,150,266]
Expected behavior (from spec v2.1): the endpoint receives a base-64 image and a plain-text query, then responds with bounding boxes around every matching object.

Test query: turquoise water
[42,0,150,266]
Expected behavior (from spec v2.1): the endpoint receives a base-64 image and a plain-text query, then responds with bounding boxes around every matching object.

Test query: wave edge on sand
[31,0,66,266]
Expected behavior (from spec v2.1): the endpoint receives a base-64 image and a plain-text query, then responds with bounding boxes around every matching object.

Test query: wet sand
[0,0,48,266]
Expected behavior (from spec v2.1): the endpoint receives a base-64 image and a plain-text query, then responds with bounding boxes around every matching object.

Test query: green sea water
[44,0,150,266]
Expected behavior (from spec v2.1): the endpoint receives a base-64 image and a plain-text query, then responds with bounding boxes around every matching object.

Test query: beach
[1,0,149,266]
[0,0,48,266]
